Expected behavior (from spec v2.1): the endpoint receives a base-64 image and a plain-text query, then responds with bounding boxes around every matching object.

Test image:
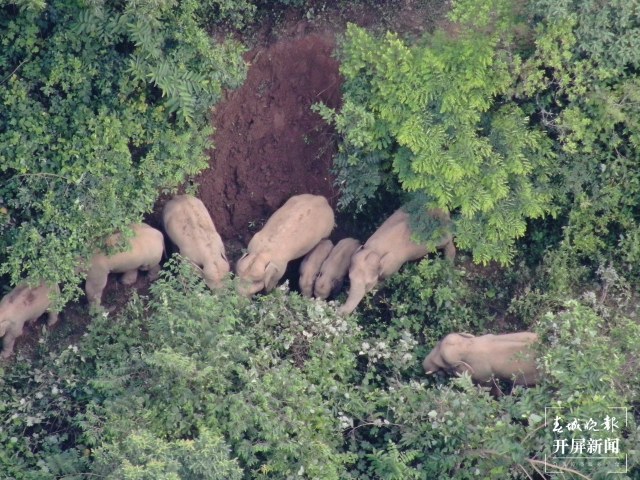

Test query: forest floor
[13,0,505,359]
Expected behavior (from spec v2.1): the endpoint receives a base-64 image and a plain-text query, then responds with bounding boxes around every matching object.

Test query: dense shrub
[1,257,638,478]
[317,0,640,273]
[2,0,640,478]
[0,0,246,299]
[314,19,556,265]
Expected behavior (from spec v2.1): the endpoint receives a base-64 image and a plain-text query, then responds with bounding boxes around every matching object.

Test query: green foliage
[342,297,639,479]
[531,0,640,71]
[92,428,243,479]
[316,19,556,265]
[0,0,246,297]
[1,256,639,478]
[319,0,640,273]
[512,0,640,280]
[87,260,360,478]
[3,0,640,478]
[372,257,483,364]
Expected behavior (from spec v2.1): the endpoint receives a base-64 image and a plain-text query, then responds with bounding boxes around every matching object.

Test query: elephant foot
[445,241,457,261]
[121,269,139,285]
[147,264,161,282]
[47,311,59,327]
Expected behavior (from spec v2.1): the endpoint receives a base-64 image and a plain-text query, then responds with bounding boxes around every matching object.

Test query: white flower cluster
[301,300,353,339]
[337,412,354,429]
[596,262,620,288]
[359,340,391,363]
[545,313,560,346]
[280,299,359,350]
[359,330,418,367]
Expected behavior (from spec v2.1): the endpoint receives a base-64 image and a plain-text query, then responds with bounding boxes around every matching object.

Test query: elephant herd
[0,193,540,396]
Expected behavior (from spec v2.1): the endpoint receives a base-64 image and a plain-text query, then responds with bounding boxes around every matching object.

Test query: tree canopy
[317,0,640,268]
[0,0,246,299]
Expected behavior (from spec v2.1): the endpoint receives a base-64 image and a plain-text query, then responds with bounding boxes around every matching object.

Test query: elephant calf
[314,238,361,300]
[85,223,164,306]
[0,281,59,358]
[423,332,539,396]
[299,239,334,298]
[338,207,455,314]
[162,194,230,290]
[236,194,335,296]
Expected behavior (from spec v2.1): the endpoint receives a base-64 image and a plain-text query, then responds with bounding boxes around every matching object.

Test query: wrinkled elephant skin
[0,281,59,358]
[314,238,361,300]
[423,332,539,396]
[85,223,164,306]
[339,207,455,314]
[163,194,230,290]
[299,239,333,298]
[236,194,334,296]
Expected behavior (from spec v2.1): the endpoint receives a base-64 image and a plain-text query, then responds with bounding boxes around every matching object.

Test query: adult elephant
[236,194,334,296]
[423,332,539,396]
[84,223,164,306]
[163,194,229,290]
[338,207,455,315]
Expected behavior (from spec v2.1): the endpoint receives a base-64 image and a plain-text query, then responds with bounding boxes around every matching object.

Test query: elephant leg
[47,311,59,327]
[121,269,139,286]
[147,264,161,282]
[1,324,24,358]
[444,241,456,261]
[85,271,108,306]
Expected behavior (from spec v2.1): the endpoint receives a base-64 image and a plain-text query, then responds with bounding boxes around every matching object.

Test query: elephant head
[313,238,360,300]
[299,239,333,298]
[314,271,344,300]
[337,247,382,315]
[422,332,476,375]
[235,252,281,296]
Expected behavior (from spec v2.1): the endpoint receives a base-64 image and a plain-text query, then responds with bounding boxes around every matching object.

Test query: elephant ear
[263,262,281,292]
[377,252,395,277]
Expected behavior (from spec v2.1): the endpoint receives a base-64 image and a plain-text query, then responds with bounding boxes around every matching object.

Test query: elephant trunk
[338,283,366,315]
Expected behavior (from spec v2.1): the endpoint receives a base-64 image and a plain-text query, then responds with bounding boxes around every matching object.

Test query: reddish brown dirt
[146,34,345,263]
[142,2,452,262]
[199,33,342,243]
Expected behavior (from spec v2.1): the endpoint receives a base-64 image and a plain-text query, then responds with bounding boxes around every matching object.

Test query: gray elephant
[162,194,230,290]
[299,239,334,298]
[0,281,59,358]
[314,238,361,300]
[236,194,335,296]
[84,223,164,306]
[338,207,455,315]
[423,332,539,396]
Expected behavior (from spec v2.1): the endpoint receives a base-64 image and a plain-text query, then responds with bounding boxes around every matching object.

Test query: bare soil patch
[199,33,342,245]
